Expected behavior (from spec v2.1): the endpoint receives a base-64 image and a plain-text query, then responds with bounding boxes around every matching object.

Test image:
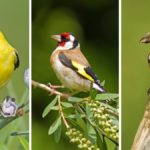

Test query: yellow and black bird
[0,32,19,88]
[50,32,105,93]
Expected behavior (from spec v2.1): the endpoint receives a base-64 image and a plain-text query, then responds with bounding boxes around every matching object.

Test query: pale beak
[140,32,150,44]
[51,35,61,42]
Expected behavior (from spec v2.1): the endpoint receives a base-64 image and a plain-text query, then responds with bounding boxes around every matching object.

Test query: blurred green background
[0,0,29,149]
[32,0,118,149]
[122,0,150,149]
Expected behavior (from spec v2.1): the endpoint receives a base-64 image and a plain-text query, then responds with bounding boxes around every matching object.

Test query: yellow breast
[0,32,15,88]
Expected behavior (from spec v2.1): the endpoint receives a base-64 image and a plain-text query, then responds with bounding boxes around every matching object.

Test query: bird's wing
[14,50,20,70]
[58,51,100,84]
[62,48,90,66]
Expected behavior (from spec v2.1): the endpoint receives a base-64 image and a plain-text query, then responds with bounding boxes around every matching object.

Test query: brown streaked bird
[140,32,150,66]
[50,32,105,93]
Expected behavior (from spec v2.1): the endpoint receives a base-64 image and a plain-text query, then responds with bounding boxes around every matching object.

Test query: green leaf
[49,105,59,111]
[102,136,108,150]
[67,119,83,131]
[54,126,62,143]
[90,89,97,100]
[18,136,29,150]
[114,145,118,150]
[95,93,119,101]
[0,142,8,150]
[87,123,96,144]
[42,96,58,118]
[68,114,85,119]
[48,116,61,135]
[95,130,104,150]
[101,80,105,86]
[68,97,83,103]
[0,117,17,130]
[61,102,73,108]
[86,104,92,119]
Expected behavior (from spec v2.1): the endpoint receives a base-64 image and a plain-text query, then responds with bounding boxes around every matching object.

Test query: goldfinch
[0,32,19,88]
[140,32,150,66]
[50,32,105,93]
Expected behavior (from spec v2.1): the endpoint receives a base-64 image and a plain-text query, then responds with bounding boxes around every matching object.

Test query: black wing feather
[14,51,20,70]
[84,67,102,86]
[58,52,77,70]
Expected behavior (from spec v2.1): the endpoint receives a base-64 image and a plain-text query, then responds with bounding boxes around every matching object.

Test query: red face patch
[58,41,66,46]
[61,32,70,39]
[58,32,70,46]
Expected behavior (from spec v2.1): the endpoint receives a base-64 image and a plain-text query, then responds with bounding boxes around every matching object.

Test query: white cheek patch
[54,35,76,51]
[70,35,75,42]
[65,41,73,49]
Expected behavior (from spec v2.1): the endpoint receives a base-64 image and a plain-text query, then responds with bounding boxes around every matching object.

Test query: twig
[32,80,69,98]
[58,95,69,128]
[11,130,29,136]
[48,83,65,89]
[32,79,119,144]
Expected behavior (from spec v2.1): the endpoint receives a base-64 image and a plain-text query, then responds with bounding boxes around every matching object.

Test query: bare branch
[58,95,69,128]
[32,80,70,98]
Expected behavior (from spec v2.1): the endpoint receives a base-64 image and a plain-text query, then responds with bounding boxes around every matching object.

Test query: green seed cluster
[66,127,99,150]
[88,100,119,142]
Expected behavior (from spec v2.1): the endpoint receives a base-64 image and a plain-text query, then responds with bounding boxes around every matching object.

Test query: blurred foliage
[122,0,150,149]
[32,0,118,149]
[41,93,119,149]
[0,0,29,149]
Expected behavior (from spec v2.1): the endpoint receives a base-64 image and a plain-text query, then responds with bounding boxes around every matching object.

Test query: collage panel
[122,0,150,149]
[0,0,29,150]
[32,0,119,150]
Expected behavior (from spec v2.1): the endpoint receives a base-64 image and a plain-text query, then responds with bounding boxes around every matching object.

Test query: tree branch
[58,95,69,128]
[32,80,69,98]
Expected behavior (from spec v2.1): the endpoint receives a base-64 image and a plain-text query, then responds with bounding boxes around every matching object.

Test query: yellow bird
[0,32,19,88]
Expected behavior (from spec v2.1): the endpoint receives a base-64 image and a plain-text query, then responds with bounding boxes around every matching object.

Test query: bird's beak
[140,32,150,44]
[140,37,150,43]
[51,35,61,42]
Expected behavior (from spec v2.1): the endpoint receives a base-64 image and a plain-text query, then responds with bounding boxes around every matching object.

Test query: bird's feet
[47,83,65,89]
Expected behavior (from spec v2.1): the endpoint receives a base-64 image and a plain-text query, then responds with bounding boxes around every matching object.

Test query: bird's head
[140,32,150,43]
[51,32,79,50]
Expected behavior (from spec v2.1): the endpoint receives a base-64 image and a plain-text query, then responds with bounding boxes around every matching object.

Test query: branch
[33,79,119,146]
[32,80,70,128]
[58,95,69,128]
[32,80,69,98]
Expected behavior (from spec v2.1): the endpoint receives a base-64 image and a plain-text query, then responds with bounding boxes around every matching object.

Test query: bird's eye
[61,35,70,41]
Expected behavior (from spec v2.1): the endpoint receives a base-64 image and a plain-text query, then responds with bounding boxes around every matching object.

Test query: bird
[50,32,105,93]
[0,32,19,88]
[140,32,150,95]
[140,32,150,67]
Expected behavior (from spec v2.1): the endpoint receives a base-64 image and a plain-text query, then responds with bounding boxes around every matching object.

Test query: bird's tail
[93,82,106,93]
